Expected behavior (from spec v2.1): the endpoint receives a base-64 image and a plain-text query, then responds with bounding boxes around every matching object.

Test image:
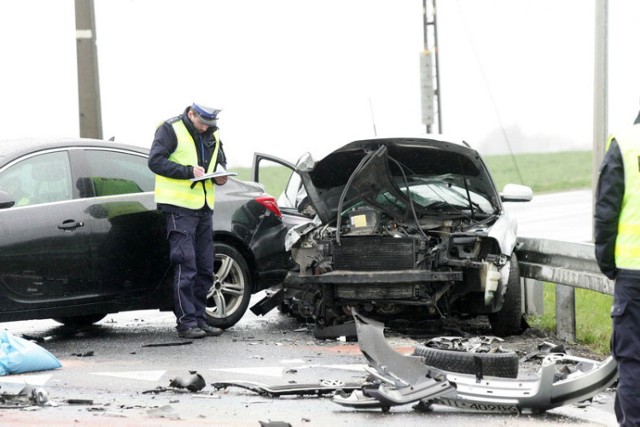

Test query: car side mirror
[500,183,533,202]
[0,191,16,209]
[295,152,316,173]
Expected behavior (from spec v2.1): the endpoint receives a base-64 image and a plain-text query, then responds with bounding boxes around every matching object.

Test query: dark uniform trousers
[612,271,640,426]
[165,210,214,331]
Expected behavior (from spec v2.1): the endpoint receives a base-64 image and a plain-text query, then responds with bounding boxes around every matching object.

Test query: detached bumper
[333,312,618,414]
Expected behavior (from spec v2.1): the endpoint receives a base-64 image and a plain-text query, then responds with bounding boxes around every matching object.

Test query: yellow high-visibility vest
[154,120,220,209]
[612,125,640,269]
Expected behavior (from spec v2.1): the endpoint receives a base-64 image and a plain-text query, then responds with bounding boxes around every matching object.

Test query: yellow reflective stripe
[614,249,640,268]
[616,242,640,257]
[617,222,640,234]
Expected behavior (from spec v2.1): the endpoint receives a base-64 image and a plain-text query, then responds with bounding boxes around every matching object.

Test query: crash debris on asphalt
[332,312,618,414]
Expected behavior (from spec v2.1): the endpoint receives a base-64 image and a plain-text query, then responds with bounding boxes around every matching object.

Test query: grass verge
[526,283,612,355]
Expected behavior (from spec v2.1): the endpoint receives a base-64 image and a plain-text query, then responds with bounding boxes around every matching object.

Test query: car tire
[488,254,524,337]
[412,344,519,378]
[205,242,252,329]
[53,314,106,327]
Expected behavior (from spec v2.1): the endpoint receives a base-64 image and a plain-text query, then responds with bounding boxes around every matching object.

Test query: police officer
[595,108,640,426]
[149,102,228,339]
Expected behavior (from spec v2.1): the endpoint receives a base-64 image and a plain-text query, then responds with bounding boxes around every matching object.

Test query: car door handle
[58,220,85,231]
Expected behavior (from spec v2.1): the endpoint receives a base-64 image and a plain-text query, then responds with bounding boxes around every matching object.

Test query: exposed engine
[284,206,508,332]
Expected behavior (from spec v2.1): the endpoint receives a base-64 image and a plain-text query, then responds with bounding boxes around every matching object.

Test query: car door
[0,149,94,306]
[252,153,313,228]
[75,147,169,297]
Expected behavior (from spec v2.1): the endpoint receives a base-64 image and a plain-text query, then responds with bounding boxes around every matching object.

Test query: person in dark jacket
[595,108,640,426]
[148,103,228,339]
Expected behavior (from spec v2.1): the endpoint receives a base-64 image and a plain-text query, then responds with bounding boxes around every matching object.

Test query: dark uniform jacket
[148,106,227,214]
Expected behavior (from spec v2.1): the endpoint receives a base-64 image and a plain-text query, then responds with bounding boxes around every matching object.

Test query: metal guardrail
[515,236,615,342]
[516,237,614,296]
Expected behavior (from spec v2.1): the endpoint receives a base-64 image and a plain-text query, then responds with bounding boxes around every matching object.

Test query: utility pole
[592,0,608,193]
[420,0,442,134]
[557,0,609,343]
[592,0,608,242]
[74,0,103,139]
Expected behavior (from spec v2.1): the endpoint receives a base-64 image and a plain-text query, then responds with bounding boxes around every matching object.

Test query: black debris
[169,372,206,392]
[142,341,193,347]
[259,421,293,427]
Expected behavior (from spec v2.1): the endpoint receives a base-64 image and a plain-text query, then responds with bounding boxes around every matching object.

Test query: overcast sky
[1,0,639,167]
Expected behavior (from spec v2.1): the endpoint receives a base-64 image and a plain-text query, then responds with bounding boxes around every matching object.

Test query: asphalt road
[0,301,617,426]
[0,190,618,426]
[504,189,593,243]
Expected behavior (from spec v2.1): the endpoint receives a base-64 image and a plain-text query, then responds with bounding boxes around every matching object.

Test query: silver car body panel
[333,312,618,414]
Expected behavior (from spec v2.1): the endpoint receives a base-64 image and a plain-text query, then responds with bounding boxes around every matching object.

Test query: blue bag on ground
[0,330,61,375]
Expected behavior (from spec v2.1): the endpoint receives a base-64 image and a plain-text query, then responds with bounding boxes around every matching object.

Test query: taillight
[256,195,282,218]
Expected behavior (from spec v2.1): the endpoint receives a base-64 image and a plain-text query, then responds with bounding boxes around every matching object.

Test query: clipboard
[190,171,238,183]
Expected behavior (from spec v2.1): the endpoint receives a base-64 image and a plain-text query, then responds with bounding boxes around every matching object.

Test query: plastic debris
[0,386,52,408]
[0,330,61,375]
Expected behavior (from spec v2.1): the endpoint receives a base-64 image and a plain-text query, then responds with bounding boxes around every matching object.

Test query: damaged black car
[253,136,532,338]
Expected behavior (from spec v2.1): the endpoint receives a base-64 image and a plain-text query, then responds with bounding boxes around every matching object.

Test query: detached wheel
[53,314,106,327]
[489,254,524,337]
[413,345,519,378]
[205,242,252,329]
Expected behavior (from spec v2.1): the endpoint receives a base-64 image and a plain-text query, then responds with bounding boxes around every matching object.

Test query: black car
[253,136,533,338]
[0,138,290,329]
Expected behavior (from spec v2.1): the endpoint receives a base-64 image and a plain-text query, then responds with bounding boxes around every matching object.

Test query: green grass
[230,150,594,196]
[231,150,609,352]
[229,164,293,200]
[527,283,612,355]
[483,151,593,193]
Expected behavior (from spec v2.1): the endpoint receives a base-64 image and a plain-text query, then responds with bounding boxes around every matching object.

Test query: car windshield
[387,174,496,215]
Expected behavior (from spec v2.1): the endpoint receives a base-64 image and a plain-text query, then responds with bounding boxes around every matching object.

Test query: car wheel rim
[206,253,246,319]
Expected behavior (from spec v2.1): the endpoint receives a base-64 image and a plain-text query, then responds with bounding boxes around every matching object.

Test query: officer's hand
[193,166,205,178]
[214,176,228,186]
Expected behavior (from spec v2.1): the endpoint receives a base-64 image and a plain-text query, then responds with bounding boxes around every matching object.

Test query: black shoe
[178,327,206,339]
[199,324,223,337]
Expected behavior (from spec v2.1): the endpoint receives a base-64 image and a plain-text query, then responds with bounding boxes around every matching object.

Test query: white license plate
[436,398,519,414]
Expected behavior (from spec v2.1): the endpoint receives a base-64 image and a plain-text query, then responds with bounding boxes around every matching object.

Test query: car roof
[0,138,149,163]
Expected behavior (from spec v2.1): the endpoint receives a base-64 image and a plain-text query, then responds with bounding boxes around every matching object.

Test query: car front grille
[331,236,417,271]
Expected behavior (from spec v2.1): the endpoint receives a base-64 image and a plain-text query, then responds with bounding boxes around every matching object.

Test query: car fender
[487,209,518,256]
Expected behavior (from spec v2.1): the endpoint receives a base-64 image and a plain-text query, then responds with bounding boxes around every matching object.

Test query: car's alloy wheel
[205,242,252,329]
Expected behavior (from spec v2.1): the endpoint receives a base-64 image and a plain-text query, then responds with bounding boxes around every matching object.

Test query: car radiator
[331,236,417,271]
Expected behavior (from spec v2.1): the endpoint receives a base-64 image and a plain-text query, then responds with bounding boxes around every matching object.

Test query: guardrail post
[556,285,576,342]
[523,278,543,315]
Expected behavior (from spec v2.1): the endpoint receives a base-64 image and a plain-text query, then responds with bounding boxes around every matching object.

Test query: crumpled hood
[296,137,501,225]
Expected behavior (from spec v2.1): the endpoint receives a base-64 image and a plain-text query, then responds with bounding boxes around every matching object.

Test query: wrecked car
[252,136,532,337]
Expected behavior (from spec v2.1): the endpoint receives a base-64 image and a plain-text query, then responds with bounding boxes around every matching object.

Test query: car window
[80,149,154,197]
[255,158,295,201]
[0,151,72,206]
[281,172,305,208]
